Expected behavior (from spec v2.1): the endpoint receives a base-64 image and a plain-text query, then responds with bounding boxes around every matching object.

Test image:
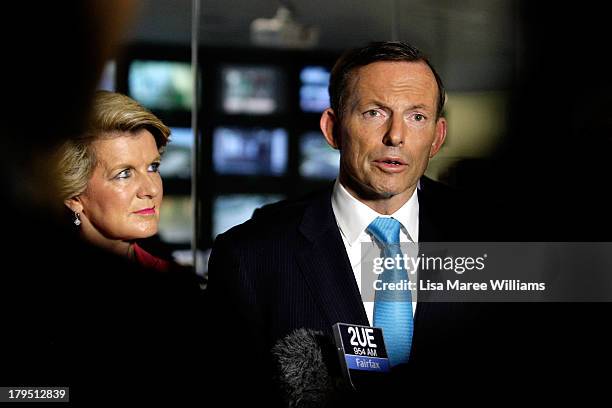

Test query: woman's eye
[115,169,131,179]
[148,162,161,172]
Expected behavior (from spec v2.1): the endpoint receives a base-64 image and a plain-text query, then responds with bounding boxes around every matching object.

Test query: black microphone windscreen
[271,328,349,407]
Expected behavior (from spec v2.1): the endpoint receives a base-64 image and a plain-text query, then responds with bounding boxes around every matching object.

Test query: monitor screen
[212,194,285,238]
[299,131,340,180]
[221,65,284,114]
[97,60,116,92]
[128,60,193,111]
[213,126,288,176]
[161,127,193,179]
[158,195,193,244]
[300,65,330,113]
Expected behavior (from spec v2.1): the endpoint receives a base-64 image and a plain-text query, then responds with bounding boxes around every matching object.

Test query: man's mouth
[374,157,407,173]
[374,157,407,169]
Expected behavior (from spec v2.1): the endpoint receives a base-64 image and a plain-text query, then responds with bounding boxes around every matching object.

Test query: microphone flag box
[332,323,390,390]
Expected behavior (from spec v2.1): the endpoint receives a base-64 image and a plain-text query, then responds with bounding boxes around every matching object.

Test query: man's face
[328,61,446,206]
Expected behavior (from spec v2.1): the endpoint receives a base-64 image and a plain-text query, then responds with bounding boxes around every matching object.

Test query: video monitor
[212,194,285,238]
[97,60,116,92]
[158,195,193,244]
[299,131,340,180]
[128,59,193,111]
[220,65,285,114]
[213,126,288,176]
[160,127,193,179]
[299,65,330,113]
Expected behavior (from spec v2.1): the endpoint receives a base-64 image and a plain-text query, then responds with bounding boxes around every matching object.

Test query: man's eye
[364,110,382,118]
[414,113,425,121]
[148,162,161,172]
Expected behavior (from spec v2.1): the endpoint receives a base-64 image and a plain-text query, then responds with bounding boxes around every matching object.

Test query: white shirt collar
[331,179,420,246]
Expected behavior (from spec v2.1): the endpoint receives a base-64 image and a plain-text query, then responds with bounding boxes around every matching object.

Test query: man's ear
[429,117,447,158]
[320,108,341,150]
[64,196,83,214]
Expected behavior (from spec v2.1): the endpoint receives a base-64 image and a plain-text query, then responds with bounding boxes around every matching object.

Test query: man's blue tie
[367,217,413,366]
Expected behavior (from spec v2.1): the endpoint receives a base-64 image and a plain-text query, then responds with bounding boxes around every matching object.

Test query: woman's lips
[134,207,156,215]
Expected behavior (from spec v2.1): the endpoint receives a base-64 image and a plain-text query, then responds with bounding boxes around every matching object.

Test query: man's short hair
[329,41,446,120]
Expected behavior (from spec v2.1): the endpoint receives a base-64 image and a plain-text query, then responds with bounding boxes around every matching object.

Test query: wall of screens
[117,44,341,249]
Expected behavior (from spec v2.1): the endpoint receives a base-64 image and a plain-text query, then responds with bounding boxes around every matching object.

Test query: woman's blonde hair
[56,90,170,201]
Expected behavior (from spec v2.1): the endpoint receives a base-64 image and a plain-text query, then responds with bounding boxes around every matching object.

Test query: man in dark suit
[207,42,507,404]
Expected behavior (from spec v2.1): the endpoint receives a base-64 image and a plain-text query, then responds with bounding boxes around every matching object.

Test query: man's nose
[382,114,405,147]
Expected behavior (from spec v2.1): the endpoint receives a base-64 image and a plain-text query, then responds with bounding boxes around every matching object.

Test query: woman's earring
[74,212,81,226]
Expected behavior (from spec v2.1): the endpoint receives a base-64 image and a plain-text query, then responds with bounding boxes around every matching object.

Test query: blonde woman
[57,90,172,271]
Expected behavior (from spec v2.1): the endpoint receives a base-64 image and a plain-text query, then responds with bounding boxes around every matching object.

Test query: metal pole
[191,0,201,275]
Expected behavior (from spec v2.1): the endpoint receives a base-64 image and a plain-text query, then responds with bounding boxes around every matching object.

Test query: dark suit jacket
[210,177,468,342]
[208,177,612,404]
[207,177,512,404]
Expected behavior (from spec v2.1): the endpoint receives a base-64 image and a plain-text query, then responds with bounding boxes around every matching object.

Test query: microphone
[271,328,351,407]
[271,324,391,407]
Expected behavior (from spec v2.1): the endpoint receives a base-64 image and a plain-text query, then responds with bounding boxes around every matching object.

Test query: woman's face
[72,129,163,243]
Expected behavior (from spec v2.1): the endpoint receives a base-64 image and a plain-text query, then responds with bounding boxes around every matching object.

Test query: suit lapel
[413,178,460,360]
[417,181,438,242]
[412,181,437,357]
[296,188,369,328]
